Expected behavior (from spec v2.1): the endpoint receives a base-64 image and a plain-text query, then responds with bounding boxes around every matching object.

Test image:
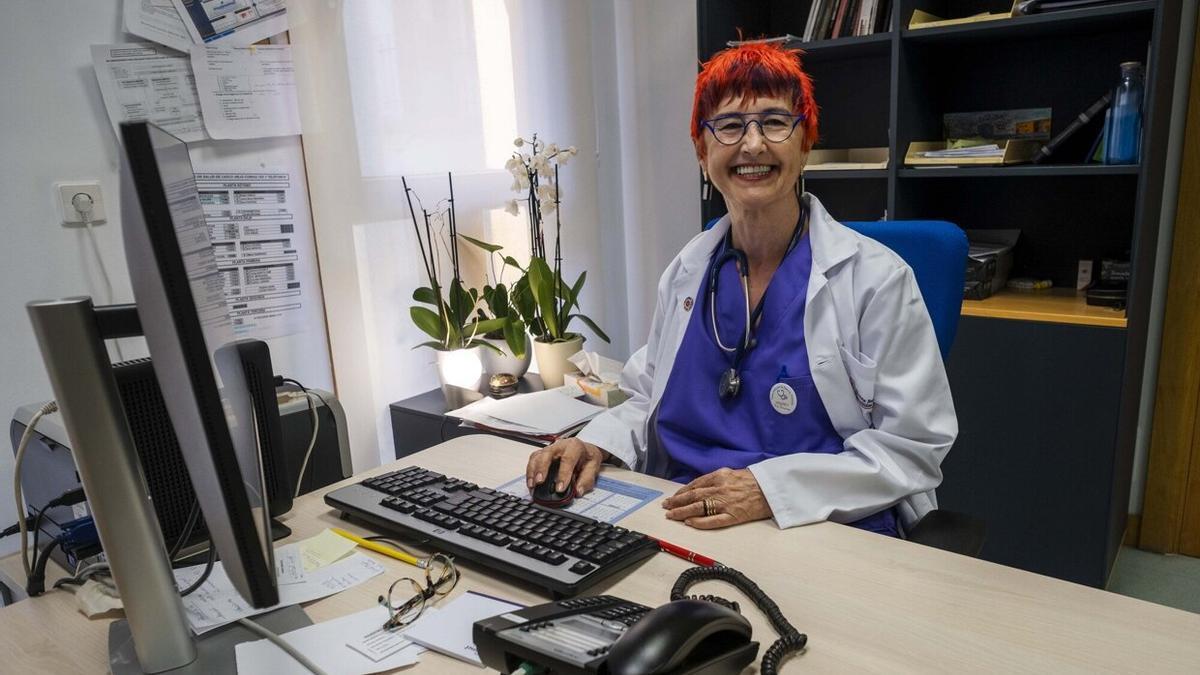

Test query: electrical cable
[13,401,58,579]
[670,565,807,675]
[236,616,330,675]
[72,193,123,362]
[179,544,216,597]
[281,378,320,497]
[168,500,202,562]
[27,536,65,597]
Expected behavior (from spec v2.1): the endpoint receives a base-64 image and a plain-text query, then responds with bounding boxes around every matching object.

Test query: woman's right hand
[525,439,611,496]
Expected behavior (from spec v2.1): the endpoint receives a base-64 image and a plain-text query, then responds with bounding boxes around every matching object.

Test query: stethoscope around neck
[707,200,809,400]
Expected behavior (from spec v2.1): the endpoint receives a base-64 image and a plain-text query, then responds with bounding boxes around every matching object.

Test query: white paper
[193,168,312,338]
[403,591,523,666]
[172,0,288,46]
[567,350,624,383]
[275,545,305,585]
[448,390,602,435]
[347,623,419,662]
[191,44,300,139]
[175,551,385,634]
[235,605,424,675]
[124,0,193,52]
[91,43,208,142]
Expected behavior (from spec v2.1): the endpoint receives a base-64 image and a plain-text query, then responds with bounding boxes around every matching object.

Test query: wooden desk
[2,435,1199,673]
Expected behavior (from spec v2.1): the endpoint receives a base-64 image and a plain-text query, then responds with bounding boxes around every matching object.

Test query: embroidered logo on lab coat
[683,297,693,311]
[770,382,797,415]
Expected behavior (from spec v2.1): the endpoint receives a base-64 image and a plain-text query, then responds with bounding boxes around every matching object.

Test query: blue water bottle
[1105,61,1144,165]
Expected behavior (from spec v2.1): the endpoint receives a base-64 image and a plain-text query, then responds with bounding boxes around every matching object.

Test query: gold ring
[702,498,715,517]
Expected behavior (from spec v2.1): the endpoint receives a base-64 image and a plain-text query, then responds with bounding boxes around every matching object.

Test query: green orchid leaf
[410,306,447,341]
[471,338,504,354]
[459,234,503,253]
[503,256,526,272]
[570,271,586,310]
[527,257,560,338]
[466,317,507,338]
[412,340,446,350]
[570,313,611,343]
[449,279,472,327]
[502,319,527,359]
[412,286,439,305]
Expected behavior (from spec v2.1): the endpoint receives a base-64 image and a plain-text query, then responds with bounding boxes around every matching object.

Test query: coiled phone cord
[670,565,807,675]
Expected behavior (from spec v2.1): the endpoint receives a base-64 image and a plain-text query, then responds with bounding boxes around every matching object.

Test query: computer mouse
[531,458,576,508]
[606,598,758,675]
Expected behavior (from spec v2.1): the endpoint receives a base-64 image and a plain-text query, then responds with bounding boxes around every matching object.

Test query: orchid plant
[503,135,609,345]
[404,173,505,352]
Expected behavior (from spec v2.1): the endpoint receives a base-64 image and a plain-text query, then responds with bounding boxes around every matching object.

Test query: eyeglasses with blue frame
[702,111,806,145]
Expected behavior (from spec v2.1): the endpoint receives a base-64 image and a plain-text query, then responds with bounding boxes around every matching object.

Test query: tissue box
[563,373,629,408]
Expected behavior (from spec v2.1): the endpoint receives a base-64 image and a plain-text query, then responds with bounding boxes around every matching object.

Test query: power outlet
[56,182,107,225]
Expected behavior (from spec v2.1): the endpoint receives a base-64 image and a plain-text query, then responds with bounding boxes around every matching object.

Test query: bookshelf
[696,0,1188,588]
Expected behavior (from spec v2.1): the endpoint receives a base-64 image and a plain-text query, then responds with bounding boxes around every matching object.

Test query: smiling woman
[526,41,957,540]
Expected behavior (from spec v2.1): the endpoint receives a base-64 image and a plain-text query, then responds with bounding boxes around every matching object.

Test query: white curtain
[290,0,698,469]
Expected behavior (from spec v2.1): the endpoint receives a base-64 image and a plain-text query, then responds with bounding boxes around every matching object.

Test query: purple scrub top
[652,233,898,536]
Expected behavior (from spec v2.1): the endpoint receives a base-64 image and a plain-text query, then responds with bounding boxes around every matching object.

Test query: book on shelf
[802,0,892,41]
[908,1,1020,30]
[806,147,889,170]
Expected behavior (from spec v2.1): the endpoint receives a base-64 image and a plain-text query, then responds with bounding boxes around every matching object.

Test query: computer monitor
[118,121,278,608]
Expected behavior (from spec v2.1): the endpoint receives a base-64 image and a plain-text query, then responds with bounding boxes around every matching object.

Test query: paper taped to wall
[91,43,209,143]
[124,0,193,53]
[172,0,288,46]
[193,168,314,338]
[191,44,301,139]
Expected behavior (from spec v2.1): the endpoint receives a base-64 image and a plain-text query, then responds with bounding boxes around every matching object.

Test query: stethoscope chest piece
[719,367,742,399]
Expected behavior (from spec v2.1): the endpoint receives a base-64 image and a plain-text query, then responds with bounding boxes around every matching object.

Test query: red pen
[652,537,721,567]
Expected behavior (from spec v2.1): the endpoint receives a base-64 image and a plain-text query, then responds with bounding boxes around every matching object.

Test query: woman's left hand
[661,468,772,529]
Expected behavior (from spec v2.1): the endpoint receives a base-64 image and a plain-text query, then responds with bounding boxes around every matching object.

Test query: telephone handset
[473,566,806,675]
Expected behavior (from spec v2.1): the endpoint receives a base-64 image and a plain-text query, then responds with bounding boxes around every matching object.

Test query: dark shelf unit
[697,0,1187,587]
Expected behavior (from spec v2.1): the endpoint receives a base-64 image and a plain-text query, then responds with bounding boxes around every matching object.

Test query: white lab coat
[577,193,957,530]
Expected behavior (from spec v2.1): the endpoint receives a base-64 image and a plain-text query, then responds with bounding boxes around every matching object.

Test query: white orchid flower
[545,143,558,155]
[504,199,520,216]
[513,137,524,147]
[539,198,557,214]
[504,156,522,172]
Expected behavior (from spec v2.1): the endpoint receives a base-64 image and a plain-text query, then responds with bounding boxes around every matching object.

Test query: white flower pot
[479,335,531,379]
[533,335,584,388]
[435,347,484,407]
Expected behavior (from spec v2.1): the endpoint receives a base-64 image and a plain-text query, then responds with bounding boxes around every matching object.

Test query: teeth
[735,165,772,176]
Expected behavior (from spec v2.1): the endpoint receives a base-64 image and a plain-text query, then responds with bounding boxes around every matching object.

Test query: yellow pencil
[331,527,424,568]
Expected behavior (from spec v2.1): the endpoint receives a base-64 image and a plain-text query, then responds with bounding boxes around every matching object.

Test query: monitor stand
[109,605,312,675]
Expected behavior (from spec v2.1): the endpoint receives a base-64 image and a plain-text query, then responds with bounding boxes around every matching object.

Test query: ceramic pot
[479,335,531,379]
[532,335,584,388]
[434,347,484,407]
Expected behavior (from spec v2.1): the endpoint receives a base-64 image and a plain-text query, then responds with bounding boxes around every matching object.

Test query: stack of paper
[447,389,604,437]
[917,144,1004,158]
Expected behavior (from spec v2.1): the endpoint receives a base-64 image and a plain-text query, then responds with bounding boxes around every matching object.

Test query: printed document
[91,43,208,142]
[193,168,312,338]
[124,0,193,52]
[403,591,523,666]
[235,605,424,675]
[497,475,662,524]
[191,44,301,139]
[175,549,385,634]
[173,0,288,46]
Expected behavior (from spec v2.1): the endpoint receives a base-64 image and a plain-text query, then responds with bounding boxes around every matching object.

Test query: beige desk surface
[2,435,1199,673]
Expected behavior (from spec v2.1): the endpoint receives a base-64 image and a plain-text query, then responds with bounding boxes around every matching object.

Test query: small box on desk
[564,372,629,408]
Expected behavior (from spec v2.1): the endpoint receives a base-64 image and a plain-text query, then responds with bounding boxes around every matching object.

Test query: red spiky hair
[691,42,819,152]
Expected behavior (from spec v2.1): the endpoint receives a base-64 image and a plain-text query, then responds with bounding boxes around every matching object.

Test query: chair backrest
[703,217,967,359]
[842,220,966,359]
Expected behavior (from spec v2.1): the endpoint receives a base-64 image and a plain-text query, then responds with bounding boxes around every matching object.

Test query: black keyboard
[324,466,659,596]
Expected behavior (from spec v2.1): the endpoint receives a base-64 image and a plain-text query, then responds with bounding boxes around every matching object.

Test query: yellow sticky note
[298,528,359,571]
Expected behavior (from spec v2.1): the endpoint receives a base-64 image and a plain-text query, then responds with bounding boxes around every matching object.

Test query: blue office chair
[842,220,984,557]
[704,216,985,556]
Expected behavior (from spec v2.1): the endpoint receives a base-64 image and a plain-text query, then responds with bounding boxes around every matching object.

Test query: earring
[795,173,805,198]
[702,170,712,201]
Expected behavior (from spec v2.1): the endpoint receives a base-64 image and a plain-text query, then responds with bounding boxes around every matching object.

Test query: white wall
[290,0,699,469]
[0,1,332,556]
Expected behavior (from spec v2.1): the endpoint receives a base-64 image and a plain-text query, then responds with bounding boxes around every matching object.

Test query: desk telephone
[473,566,807,675]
